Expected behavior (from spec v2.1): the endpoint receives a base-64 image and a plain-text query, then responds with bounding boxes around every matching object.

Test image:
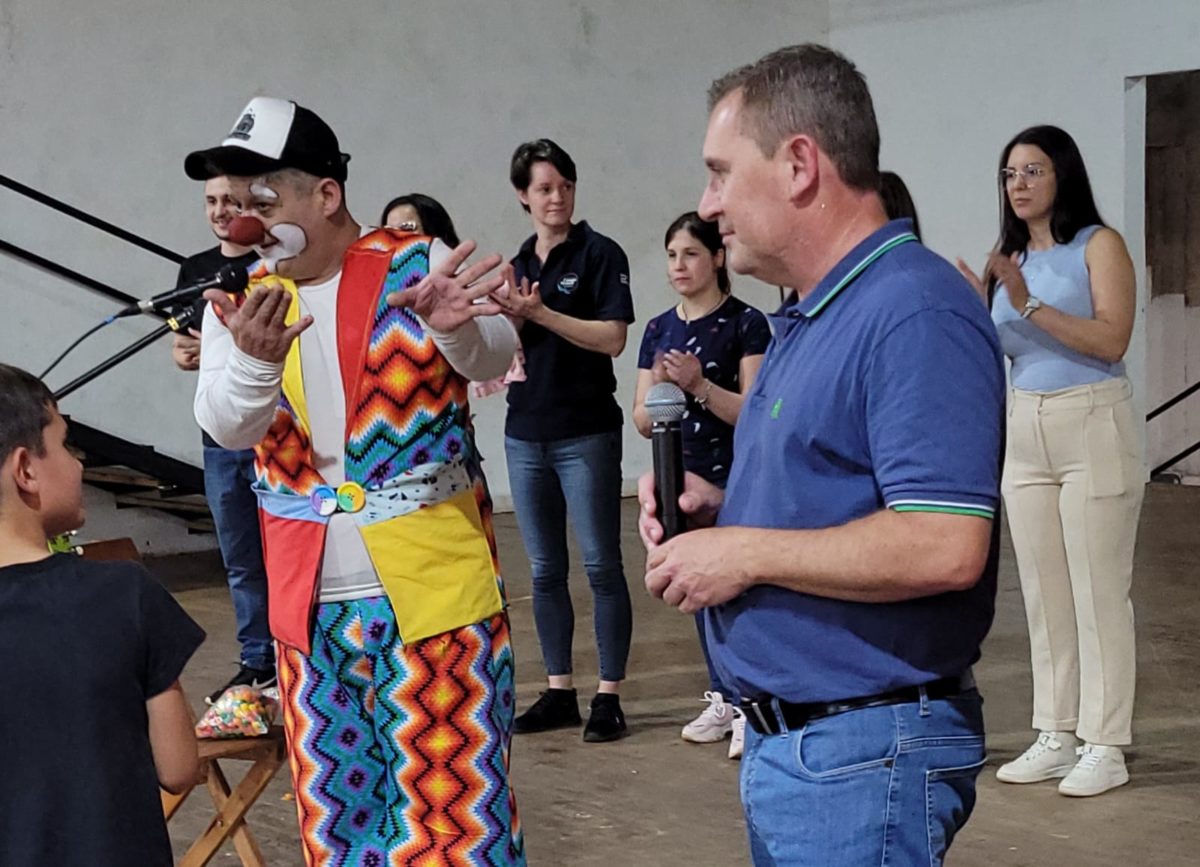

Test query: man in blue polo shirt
[639,45,1004,866]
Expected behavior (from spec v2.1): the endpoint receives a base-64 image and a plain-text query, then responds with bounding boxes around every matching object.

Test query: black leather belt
[739,672,975,736]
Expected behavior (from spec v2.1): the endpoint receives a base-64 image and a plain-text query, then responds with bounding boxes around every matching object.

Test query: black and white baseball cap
[184,97,350,182]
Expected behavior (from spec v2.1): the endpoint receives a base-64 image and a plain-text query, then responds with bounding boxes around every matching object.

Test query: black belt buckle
[740,671,973,737]
[743,699,779,735]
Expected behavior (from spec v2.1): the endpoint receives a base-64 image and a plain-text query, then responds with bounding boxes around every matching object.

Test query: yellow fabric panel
[248,276,309,434]
[359,489,504,644]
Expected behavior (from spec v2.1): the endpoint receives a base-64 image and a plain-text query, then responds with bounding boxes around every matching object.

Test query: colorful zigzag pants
[277,599,525,866]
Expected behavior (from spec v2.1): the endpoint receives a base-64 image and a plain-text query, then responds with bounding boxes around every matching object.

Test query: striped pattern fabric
[256,392,325,497]
[346,238,472,489]
[278,598,524,866]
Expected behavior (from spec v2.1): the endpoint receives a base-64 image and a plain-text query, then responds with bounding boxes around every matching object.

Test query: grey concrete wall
[0,0,827,549]
[829,0,1200,471]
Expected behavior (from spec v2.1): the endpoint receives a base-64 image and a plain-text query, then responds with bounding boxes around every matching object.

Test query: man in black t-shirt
[171,176,272,704]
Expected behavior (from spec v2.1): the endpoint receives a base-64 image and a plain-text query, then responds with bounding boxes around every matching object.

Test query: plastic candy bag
[195,685,279,739]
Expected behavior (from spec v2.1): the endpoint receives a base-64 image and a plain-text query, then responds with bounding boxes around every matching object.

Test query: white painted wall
[0,0,827,548]
[19,1,1193,551]
[828,0,1200,473]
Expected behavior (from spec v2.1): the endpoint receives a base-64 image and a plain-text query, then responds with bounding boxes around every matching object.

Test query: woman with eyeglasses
[958,125,1141,798]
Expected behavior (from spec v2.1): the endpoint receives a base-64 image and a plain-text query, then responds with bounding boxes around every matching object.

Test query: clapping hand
[662,350,703,394]
[491,271,543,324]
[957,251,1027,308]
[985,251,1029,309]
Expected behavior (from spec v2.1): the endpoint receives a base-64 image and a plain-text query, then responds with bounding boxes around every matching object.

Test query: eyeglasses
[999,164,1052,186]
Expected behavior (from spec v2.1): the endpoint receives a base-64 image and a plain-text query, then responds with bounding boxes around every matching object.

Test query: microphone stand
[53,308,195,401]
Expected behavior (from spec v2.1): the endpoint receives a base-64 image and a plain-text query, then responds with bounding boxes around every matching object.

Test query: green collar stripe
[806,232,918,318]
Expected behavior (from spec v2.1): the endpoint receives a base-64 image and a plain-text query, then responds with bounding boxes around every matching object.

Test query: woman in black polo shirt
[492,139,635,743]
[634,212,770,759]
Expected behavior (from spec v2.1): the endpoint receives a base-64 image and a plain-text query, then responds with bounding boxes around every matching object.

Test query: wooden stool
[161,727,288,867]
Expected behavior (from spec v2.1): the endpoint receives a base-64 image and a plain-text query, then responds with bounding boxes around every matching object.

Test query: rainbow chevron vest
[247,229,505,653]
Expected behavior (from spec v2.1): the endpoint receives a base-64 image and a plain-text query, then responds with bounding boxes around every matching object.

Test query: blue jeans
[203,445,273,670]
[740,688,985,866]
[696,613,738,700]
[504,431,631,682]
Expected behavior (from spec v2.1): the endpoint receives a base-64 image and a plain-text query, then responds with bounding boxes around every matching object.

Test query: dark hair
[991,125,1105,283]
[0,364,56,469]
[379,193,461,247]
[664,212,730,293]
[510,139,577,212]
[708,44,879,191]
[879,171,922,242]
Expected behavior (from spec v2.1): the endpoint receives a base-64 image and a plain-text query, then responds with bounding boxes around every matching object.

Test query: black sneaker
[513,688,582,734]
[205,664,278,705]
[583,693,628,743]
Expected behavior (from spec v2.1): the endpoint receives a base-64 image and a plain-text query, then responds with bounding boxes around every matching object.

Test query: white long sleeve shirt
[194,239,518,600]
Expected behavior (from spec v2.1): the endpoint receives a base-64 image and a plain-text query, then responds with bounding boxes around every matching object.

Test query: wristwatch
[1021,296,1044,319]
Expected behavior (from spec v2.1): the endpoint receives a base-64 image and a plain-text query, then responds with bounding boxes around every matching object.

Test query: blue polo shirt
[705,220,1005,704]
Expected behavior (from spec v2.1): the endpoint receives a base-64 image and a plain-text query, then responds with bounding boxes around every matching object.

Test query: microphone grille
[218,264,251,293]
[645,382,687,423]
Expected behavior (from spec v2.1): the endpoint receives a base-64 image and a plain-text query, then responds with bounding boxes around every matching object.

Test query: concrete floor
[159,482,1200,866]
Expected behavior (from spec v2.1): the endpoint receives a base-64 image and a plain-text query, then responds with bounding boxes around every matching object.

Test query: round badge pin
[309,485,338,517]
[336,482,366,513]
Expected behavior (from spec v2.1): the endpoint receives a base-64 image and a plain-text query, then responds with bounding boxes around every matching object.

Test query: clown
[189,97,524,866]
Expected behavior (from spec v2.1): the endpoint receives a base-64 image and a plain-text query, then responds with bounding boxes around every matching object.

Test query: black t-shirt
[178,246,258,447]
[638,296,771,487]
[506,222,635,441]
[0,555,205,867]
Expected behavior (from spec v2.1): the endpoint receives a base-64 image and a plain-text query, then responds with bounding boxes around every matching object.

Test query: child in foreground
[0,363,205,866]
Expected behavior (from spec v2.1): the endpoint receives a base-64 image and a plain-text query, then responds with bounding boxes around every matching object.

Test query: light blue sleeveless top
[992,225,1124,392]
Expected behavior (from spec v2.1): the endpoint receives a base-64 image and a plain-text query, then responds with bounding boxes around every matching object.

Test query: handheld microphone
[646,382,688,541]
[116,263,250,318]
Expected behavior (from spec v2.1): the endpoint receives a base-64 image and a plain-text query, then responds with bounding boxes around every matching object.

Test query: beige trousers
[1002,377,1143,745]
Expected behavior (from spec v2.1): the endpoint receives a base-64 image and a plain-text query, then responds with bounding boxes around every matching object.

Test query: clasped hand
[656,350,703,393]
[638,470,752,614]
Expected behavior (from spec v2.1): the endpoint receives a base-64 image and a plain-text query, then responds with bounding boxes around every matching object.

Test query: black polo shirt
[506,222,635,441]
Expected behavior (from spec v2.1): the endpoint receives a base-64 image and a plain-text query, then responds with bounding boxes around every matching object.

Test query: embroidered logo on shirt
[557,273,580,294]
[770,398,783,419]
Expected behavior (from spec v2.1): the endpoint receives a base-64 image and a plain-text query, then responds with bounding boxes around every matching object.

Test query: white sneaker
[996,731,1081,783]
[681,691,734,743]
[1058,744,1129,797]
[728,709,746,760]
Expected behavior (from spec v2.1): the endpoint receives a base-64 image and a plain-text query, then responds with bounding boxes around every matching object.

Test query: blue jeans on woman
[504,431,631,682]
[739,687,985,865]
[203,445,273,671]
